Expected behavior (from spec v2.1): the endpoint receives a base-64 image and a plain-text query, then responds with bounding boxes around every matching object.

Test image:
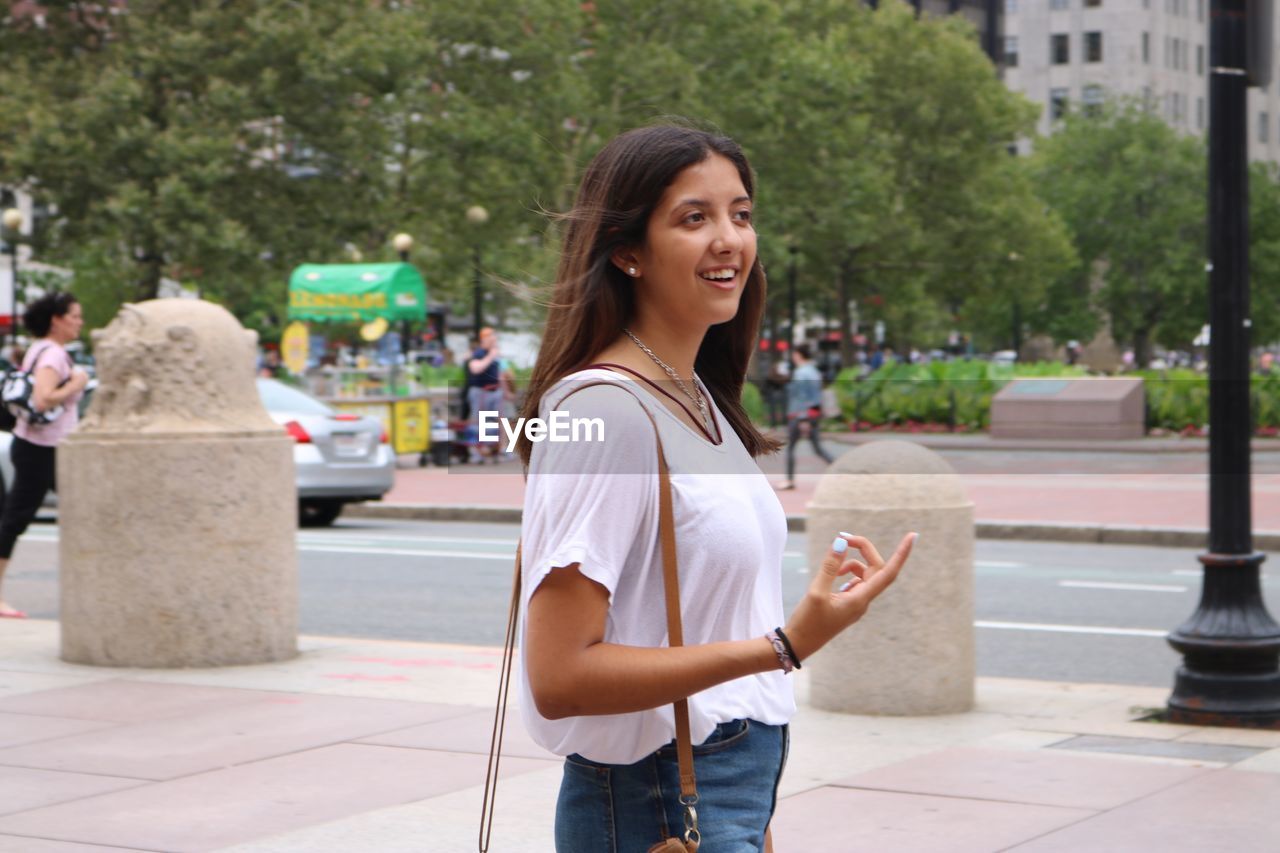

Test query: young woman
[515,125,915,851]
[0,292,89,619]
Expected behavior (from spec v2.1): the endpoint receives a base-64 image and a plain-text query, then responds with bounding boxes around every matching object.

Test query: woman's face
[631,154,756,330]
[51,301,84,342]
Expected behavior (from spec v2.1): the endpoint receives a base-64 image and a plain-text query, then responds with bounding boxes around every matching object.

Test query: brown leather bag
[480,387,700,852]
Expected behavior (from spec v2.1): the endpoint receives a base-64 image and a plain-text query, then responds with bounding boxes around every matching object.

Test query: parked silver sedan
[0,378,396,527]
[257,378,396,526]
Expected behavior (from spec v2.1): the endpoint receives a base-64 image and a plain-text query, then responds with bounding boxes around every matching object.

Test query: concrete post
[59,300,298,667]
[806,440,974,714]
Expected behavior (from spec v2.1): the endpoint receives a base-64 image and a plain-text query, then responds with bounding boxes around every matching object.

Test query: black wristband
[773,626,802,670]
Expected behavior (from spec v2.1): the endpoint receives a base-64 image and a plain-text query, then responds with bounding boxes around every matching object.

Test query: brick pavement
[2,620,1279,852]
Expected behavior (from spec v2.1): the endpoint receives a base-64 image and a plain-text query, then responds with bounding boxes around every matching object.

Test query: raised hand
[783,531,916,663]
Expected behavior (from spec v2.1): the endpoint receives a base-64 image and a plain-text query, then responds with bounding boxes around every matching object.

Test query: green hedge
[832,361,1088,431]
[1135,369,1280,433]
[826,361,1280,434]
[741,380,765,424]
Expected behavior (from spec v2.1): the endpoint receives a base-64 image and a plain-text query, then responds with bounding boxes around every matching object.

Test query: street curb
[824,433,1280,454]
[344,503,1280,550]
[819,432,1280,450]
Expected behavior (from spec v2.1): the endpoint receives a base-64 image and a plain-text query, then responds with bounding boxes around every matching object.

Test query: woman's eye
[734,209,753,222]
[683,212,705,224]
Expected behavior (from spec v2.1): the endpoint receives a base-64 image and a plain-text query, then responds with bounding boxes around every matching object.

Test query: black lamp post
[1007,251,1022,356]
[1,208,23,358]
[1166,0,1280,727]
[467,205,489,338]
[787,245,799,348]
[393,232,414,358]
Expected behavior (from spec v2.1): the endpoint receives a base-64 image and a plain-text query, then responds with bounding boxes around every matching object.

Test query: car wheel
[299,499,344,528]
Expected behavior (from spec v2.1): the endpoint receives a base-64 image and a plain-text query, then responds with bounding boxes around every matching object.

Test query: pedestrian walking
[487,124,915,852]
[775,343,834,491]
[0,292,89,619]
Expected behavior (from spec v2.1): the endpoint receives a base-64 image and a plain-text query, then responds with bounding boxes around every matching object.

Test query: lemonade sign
[281,322,310,375]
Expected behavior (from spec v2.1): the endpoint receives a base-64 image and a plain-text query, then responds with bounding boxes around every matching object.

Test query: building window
[1052,34,1070,64]
[1085,32,1103,63]
[1165,36,1173,69]
[1261,113,1270,143]
[1005,0,1017,12]
[1143,32,1150,64]
[1051,0,1069,9]
[1083,85,1104,116]
[1004,36,1019,67]
[1197,0,1204,19]
[1085,0,1101,5]
[1050,88,1070,120]
[1197,97,1205,129]
[1173,38,1182,71]
[1197,45,1204,76]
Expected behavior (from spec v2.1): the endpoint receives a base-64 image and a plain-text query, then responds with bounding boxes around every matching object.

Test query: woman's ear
[610,249,641,279]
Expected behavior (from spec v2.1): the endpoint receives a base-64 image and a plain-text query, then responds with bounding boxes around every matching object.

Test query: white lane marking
[976,620,1168,638]
[301,545,514,560]
[1172,570,1204,576]
[302,534,521,547]
[1058,580,1188,593]
[977,560,1025,569]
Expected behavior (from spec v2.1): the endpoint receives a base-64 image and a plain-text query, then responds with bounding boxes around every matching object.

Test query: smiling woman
[482,124,917,853]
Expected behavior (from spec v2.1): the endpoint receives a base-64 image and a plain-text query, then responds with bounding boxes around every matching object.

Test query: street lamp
[1165,0,1280,727]
[391,233,415,357]
[787,245,799,348]
[392,232,414,262]
[1007,252,1023,357]
[2,208,23,357]
[466,205,489,338]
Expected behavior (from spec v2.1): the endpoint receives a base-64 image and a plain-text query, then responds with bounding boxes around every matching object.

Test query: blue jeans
[555,719,789,853]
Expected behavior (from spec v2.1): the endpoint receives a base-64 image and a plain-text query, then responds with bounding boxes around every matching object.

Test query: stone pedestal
[806,440,974,715]
[59,300,297,667]
[990,377,1145,440]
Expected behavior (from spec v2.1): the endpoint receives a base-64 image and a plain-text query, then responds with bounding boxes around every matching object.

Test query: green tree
[746,1,1074,356]
[1248,162,1280,349]
[1031,99,1206,367]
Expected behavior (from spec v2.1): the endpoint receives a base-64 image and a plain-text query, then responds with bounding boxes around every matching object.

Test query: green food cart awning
[287,263,427,323]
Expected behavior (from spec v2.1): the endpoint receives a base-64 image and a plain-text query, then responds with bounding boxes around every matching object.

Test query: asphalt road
[6,517,1279,688]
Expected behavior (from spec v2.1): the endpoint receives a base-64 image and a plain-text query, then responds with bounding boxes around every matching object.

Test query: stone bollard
[806,440,974,714]
[59,299,298,667]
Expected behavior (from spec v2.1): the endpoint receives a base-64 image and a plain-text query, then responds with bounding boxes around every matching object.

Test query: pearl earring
[627,267,637,276]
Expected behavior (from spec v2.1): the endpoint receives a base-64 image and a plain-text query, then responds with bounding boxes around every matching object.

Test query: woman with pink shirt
[0,292,89,619]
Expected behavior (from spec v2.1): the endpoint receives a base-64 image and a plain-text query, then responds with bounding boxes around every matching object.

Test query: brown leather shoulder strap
[479,378,696,851]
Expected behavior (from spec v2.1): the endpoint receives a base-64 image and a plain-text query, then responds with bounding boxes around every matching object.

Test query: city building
[906,0,1006,66]
[1002,0,1280,161]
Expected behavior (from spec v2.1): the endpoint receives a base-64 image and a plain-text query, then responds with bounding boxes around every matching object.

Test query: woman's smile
[698,265,740,290]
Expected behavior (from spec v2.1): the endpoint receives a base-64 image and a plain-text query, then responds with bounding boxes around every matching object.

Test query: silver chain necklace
[623,328,713,434]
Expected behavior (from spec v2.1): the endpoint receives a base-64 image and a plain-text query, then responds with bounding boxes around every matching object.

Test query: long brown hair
[517,123,779,465]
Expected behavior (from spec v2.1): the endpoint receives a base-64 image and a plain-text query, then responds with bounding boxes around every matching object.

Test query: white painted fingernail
[912,532,920,543]
[839,531,854,538]
[832,537,848,554]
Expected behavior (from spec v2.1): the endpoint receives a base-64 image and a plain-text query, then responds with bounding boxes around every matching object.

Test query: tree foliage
[0,0,1072,351]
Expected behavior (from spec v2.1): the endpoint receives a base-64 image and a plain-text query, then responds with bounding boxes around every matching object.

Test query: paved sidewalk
[2,620,1280,852]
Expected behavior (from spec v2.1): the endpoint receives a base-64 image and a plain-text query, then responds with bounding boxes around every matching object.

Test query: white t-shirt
[518,368,795,764]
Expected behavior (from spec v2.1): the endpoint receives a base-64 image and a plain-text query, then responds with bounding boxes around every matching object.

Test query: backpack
[0,342,68,430]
